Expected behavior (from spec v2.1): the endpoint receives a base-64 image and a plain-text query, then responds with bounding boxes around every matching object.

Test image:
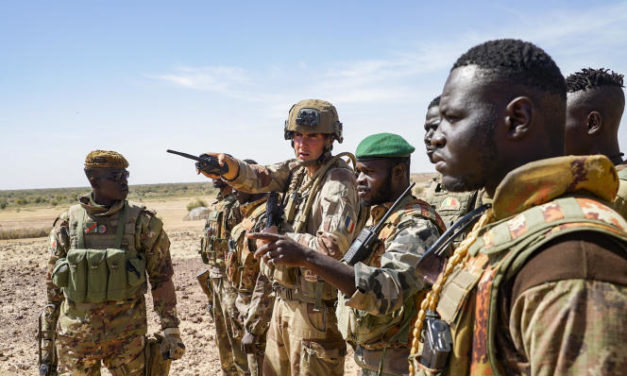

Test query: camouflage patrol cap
[84,150,129,169]
[284,99,343,143]
[355,133,415,159]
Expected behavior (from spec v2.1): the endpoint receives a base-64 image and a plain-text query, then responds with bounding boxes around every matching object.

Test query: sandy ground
[0,197,358,375]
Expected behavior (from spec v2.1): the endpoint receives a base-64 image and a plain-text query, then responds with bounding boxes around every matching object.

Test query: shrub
[186,198,207,212]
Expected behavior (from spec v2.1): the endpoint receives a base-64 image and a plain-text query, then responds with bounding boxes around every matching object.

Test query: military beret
[355,133,415,159]
[84,150,129,169]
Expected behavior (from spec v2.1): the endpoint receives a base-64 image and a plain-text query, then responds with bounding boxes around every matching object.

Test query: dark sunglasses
[97,170,129,182]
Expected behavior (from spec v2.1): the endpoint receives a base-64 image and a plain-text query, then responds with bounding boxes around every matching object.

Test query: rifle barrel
[372,182,415,233]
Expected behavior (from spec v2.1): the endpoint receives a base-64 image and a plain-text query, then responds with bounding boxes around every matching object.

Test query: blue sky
[1,0,626,189]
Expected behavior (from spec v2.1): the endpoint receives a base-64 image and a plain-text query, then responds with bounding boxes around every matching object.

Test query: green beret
[355,133,415,159]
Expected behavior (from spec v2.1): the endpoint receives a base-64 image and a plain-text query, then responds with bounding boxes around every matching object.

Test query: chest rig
[51,201,147,303]
[201,194,238,271]
[269,152,356,308]
[338,199,446,348]
[413,196,627,376]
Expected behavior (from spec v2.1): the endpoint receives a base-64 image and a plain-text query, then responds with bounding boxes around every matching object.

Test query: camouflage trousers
[263,296,346,376]
[56,334,145,376]
[212,277,249,376]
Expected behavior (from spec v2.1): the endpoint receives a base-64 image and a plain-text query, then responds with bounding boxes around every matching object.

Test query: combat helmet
[284,99,343,143]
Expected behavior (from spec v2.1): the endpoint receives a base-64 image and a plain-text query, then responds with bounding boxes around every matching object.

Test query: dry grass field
[0,196,361,375]
[0,173,436,375]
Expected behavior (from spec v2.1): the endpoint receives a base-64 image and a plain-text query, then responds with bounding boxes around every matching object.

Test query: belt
[274,285,336,308]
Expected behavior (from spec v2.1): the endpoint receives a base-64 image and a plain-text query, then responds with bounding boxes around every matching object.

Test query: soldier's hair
[452,39,566,99]
[428,96,440,109]
[243,159,258,165]
[566,68,624,92]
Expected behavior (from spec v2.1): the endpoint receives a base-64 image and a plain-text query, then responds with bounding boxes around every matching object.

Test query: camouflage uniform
[410,155,627,376]
[336,195,445,376]
[46,195,180,375]
[202,192,243,376]
[422,176,490,248]
[613,164,627,219]
[243,273,276,376]
[226,197,271,375]
[228,154,359,376]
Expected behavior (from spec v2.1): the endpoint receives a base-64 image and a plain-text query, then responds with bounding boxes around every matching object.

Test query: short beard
[361,171,393,206]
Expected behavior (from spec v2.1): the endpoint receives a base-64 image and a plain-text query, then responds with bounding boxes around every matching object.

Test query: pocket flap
[86,249,107,268]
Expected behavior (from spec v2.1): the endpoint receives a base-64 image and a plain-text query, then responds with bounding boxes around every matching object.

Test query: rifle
[195,270,215,320]
[414,203,491,286]
[166,149,229,176]
[38,304,58,376]
[265,192,284,229]
[342,182,415,265]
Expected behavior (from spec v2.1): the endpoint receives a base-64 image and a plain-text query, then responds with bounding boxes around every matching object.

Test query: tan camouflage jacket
[227,197,267,294]
[412,155,627,376]
[337,195,445,348]
[46,195,179,342]
[203,193,241,278]
[227,155,359,301]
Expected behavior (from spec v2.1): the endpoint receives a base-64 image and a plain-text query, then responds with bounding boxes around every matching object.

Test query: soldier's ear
[391,162,407,181]
[586,111,602,135]
[504,96,533,140]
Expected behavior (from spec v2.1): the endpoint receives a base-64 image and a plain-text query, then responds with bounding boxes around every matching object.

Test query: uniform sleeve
[45,212,70,321]
[244,272,276,337]
[228,158,293,193]
[285,167,360,259]
[344,217,441,316]
[138,211,180,329]
[508,279,627,376]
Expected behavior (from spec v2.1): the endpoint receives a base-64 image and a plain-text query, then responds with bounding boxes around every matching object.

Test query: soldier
[564,68,627,218]
[43,150,184,375]
[408,39,627,376]
[250,133,446,375]
[201,176,243,375]
[422,95,487,233]
[226,185,271,376]
[197,99,360,375]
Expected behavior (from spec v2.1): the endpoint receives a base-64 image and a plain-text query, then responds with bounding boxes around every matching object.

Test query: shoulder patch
[440,196,461,211]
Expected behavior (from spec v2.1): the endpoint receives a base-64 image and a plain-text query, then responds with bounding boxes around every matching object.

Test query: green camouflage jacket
[46,195,179,342]
[337,195,445,348]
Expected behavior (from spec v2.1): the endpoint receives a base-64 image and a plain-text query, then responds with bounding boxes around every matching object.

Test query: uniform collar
[368,194,415,225]
[79,193,126,217]
[492,155,618,220]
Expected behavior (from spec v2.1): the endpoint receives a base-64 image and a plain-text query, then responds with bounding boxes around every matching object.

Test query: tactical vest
[415,195,627,376]
[424,180,478,228]
[269,154,355,305]
[227,198,267,293]
[201,194,238,270]
[613,166,627,219]
[51,201,148,303]
[338,198,446,348]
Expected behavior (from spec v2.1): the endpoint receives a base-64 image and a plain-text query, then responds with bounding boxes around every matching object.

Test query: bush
[186,198,207,212]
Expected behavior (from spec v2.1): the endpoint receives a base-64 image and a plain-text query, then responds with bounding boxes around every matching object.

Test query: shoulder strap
[75,208,87,248]
[113,202,128,249]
